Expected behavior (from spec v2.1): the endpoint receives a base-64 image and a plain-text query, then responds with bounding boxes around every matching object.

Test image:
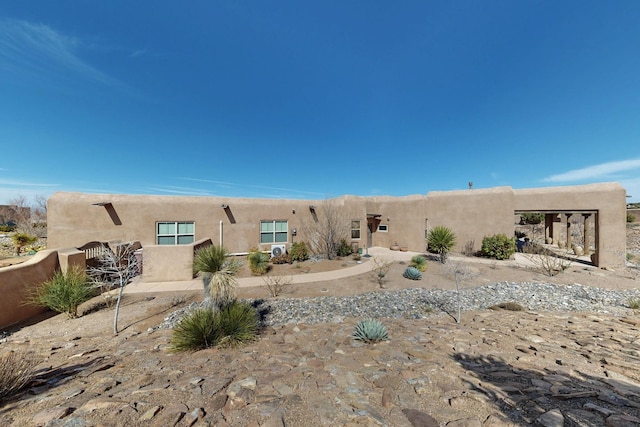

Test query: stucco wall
[0,250,59,329]
[426,187,515,254]
[46,183,628,278]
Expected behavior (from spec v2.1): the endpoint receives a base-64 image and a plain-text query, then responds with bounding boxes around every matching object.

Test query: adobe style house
[47,182,628,281]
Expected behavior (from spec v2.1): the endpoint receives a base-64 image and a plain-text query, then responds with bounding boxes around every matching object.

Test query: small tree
[87,242,141,334]
[193,244,239,308]
[371,258,393,288]
[301,200,350,260]
[427,226,456,263]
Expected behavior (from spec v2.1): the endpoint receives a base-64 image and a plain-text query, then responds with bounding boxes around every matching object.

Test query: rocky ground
[0,225,640,426]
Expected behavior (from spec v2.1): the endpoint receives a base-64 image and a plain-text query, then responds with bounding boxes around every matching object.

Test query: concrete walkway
[123,247,423,294]
[123,246,594,294]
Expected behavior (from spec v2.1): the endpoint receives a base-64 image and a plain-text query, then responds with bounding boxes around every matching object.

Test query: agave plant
[402,266,422,280]
[353,319,389,343]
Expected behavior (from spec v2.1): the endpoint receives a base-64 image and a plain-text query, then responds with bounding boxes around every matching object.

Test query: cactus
[353,319,389,343]
[403,266,422,280]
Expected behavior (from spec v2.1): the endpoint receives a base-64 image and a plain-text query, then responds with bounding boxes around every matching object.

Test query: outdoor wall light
[92,202,111,207]
[309,205,316,211]
[221,204,229,209]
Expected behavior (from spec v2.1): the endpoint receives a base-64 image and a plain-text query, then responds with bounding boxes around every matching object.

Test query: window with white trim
[351,220,361,239]
[156,221,195,245]
[260,220,288,244]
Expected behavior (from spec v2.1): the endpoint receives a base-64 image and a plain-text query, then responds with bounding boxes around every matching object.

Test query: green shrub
[409,255,427,272]
[336,239,353,257]
[0,351,39,402]
[248,251,269,275]
[193,245,239,307]
[520,212,544,225]
[193,245,232,276]
[481,234,516,260]
[628,212,637,223]
[402,266,422,280]
[353,319,389,343]
[271,253,291,264]
[628,298,640,310]
[289,242,309,262]
[0,225,15,233]
[170,301,259,352]
[28,267,95,318]
[427,226,456,263]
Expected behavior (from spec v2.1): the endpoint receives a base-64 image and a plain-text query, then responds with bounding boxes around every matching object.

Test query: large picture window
[260,220,288,244]
[157,221,195,245]
[351,220,361,239]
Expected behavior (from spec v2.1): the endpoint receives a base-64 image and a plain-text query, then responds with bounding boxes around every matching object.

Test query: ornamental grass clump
[409,255,427,272]
[403,266,422,280]
[248,251,270,275]
[0,351,39,402]
[353,319,389,343]
[170,300,259,352]
[27,267,95,318]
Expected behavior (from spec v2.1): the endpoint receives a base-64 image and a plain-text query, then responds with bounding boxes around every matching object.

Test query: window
[260,220,288,244]
[351,220,361,239]
[377,224,388,232]
[157,221,195,245]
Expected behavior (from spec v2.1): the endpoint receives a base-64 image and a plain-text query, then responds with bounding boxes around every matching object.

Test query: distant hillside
[628,202,640,209]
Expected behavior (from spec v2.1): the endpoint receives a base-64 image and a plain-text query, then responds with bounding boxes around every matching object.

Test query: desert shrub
[11,233,37,256]
[248,251,270,275]
[263,275,293,297]
[271,253,291,264]
[628,298,640,310]
[205,269,238,308]
[402,266,422,280]
[336,239,353,257]
[427,226,456,263]
[193,245,239,307]
[520,212,544,225]
[0,351,39,402]
[289,242,309,262]
[371,258,393,288]
[409,255,427,272]
[193,245,230,276]
[481,234,516,260]
[170,301,259,352]
[488,302,525,311]
[352,253,361,261]
[628,212,636,223]
[353,319,389,343]
[463,240,476,257]
[28,267,95,318]
[0,225,15,233]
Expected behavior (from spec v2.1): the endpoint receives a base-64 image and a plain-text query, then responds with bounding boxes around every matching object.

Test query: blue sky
[1,1,639,205]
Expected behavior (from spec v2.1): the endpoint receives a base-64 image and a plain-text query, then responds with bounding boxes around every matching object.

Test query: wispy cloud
[0,18,120,87]
[543,158,640,183]
[178,177,327,198]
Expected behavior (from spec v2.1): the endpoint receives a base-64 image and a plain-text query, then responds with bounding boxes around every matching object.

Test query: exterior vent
[270,244,286,258]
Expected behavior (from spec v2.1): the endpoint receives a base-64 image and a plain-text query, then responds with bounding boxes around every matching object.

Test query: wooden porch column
[582,213,592,255]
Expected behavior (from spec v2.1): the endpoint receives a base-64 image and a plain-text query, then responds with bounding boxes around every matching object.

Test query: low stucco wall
[0,250,59,329]
[142,238,212,282]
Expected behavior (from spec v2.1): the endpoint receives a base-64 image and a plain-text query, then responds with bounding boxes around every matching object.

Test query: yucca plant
[403,266,422,280]
[427,226,456,263]
[170,301,259,352]
[193,245,239,307]
[409,255,427,272]
[27,267,95,318]
[12,233,37,256]
[353,319,389,343]
[248,251,269,276]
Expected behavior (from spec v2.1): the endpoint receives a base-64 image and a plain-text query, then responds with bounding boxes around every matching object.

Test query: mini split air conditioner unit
[270,244,286,258]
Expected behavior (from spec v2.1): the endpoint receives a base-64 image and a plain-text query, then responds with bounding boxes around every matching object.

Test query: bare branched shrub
[300,200,350,260]
[263,275,293,297]
[0,351,39,402]
[523,244,572,277]
[445,261,479,323]
[371,258,393,288]
[463,240,475,257]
